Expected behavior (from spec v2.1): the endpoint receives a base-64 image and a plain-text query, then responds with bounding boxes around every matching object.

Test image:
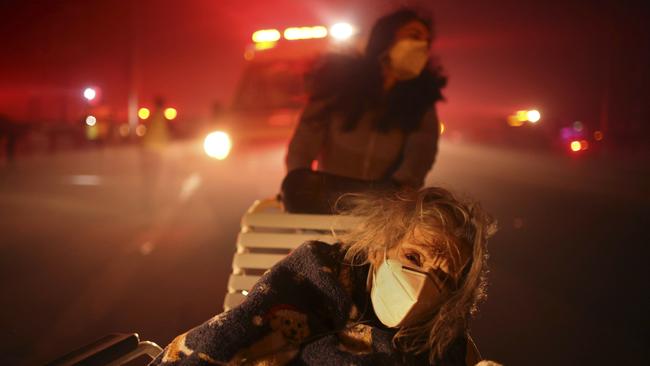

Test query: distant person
[150,187,498,366]
[143,97,171,151]
[140,97,170,209]
[283,7,447,213]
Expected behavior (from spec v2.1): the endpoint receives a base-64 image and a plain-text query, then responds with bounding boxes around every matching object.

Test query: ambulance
[203,23,360,160]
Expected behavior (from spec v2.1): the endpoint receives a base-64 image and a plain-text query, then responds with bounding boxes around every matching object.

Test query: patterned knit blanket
[150,241,466,366]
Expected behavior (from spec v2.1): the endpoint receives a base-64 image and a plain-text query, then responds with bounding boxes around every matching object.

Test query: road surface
[0,138,648,365]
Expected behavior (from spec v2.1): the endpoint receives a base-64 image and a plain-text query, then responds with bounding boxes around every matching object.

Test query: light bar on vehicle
[254,41,277,51]
[330,22,354,40]
[252,29,281,43]
[252,23,355,44]
[283,26,328,40]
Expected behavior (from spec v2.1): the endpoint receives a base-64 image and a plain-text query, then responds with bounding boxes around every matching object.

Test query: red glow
[580,140,589,150]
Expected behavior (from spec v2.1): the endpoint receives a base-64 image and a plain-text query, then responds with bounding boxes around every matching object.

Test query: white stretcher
[224,198,358,310]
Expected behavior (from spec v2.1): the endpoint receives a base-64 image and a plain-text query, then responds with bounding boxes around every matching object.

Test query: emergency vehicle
[203,23,360,160]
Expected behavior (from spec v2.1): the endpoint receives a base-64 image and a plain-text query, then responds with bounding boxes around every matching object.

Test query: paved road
[0,139,648,365]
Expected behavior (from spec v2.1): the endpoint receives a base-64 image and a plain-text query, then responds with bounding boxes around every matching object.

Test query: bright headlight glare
[330,22,354,40]
[203,131,232,160]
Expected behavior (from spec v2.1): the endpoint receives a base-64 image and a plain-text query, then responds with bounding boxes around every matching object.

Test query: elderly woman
[151,187,496,366]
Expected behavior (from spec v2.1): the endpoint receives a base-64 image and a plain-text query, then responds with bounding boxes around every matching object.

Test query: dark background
[2,0,648,143]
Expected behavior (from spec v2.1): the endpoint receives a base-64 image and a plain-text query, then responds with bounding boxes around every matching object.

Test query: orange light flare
[118,124,130,137]
[516,110,528,122]
[594,130,604,141]
[254,41,277,51]
[507,114,524,127]
[439,121,445,135]
[135,125,147,137]
[244,49,255,60]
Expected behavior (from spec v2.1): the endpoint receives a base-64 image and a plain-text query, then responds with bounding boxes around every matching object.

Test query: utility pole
[127,1,140,137]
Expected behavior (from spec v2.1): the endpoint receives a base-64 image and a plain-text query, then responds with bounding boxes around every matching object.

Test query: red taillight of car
[570,140,582,152]
[569,140,589,152]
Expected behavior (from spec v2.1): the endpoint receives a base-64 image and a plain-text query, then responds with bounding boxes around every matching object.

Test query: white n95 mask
[388,39,429,80]
[371,255,444,328]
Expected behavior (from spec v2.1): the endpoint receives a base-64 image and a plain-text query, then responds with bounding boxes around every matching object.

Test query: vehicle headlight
[203,131,232,160]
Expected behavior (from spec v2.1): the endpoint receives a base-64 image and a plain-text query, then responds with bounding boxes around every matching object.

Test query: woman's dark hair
[306,7,447,133]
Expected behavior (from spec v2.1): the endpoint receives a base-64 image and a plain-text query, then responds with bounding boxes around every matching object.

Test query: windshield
[232,59,312,111]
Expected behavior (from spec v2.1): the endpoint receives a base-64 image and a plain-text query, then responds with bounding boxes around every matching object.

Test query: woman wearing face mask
[282,8,447,214]
[151,187,498,366]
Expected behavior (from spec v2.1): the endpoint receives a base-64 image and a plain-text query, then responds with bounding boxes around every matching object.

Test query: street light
[83,87,97,101]
[85,115,97,126]
[527,109,541,123]
[164,107,177,120]
[138,107,151,120]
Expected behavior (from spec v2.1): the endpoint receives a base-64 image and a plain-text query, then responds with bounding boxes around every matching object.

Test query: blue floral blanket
[150,241,467,365]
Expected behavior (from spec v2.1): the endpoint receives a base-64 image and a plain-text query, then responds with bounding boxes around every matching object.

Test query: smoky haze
[1,0,647,147]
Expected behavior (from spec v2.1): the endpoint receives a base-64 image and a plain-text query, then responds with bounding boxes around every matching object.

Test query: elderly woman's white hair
[335,187,497,363]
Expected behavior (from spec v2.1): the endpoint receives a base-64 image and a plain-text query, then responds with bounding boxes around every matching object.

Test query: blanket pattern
[150,241,466,366]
